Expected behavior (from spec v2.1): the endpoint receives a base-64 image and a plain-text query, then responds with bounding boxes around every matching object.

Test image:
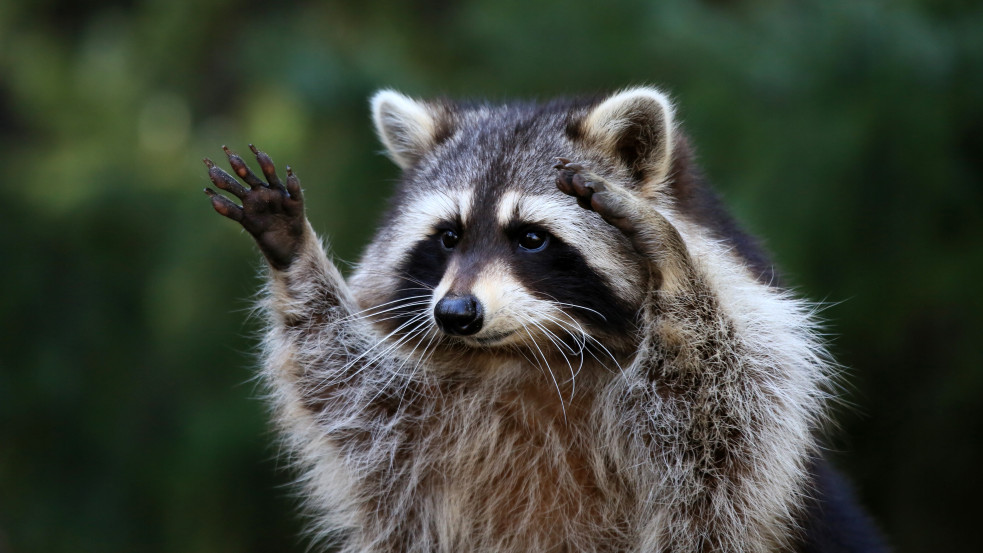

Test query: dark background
[1,1,981,551]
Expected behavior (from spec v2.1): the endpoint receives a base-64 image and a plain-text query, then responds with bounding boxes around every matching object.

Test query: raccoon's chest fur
[346,362,634,552]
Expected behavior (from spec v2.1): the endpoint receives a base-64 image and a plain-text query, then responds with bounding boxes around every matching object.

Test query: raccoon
[203,87,887,552]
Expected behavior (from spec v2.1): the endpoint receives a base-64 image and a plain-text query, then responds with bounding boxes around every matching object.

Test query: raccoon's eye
[518,230,550,252]
[439,229,460,250]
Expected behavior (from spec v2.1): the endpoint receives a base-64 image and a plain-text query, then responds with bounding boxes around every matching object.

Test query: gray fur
[251,87,833,552]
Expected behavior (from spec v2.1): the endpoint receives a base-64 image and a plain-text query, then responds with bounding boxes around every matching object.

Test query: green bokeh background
[1,1,980,551]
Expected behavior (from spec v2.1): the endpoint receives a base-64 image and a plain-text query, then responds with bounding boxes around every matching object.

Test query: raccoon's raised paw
[554,158,692,285]
[204,145,306,271]
[553,158,641,239]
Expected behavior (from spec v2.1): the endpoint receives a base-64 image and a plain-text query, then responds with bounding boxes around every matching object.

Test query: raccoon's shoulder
[663,134,778,285]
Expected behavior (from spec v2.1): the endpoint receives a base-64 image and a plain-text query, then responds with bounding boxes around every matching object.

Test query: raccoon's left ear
[580,86,676,186]
[371,90,451,170]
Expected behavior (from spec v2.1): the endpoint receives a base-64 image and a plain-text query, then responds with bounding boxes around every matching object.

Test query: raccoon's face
[350,88,677,359]
[381,182,641,353]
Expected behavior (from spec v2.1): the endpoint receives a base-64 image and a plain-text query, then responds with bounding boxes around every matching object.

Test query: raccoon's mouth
[465,331,517,347]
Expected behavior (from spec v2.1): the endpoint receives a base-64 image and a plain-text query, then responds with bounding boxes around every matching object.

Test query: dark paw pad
[553,158,639,237]
[203,145,306,270]
[554,158,607,211]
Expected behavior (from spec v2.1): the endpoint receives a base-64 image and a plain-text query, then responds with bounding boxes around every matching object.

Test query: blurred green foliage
[1,0,980,551]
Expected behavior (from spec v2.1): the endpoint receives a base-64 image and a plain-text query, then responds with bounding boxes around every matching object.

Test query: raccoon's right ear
[371,90,451,170]
[579,86,676,188]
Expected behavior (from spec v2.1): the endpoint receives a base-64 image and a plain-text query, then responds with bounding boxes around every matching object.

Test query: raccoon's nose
[434,295,484,336]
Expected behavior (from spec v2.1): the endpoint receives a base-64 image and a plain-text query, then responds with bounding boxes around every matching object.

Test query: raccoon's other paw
[204,145,306,271]
[554,157,692,283]
[553,158,641,239]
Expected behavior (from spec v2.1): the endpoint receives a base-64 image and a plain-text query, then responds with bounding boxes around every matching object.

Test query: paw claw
[250,144,285,191]
[223,145,266,188]
[553,157,572,170]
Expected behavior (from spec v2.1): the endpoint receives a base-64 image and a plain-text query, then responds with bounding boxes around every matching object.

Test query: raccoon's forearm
[627,257,826,551]
[261,222,366,385]
[573,174,826,550]
[265,222,356,327]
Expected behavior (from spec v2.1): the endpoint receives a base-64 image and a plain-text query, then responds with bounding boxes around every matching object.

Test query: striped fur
[238,87,877,552]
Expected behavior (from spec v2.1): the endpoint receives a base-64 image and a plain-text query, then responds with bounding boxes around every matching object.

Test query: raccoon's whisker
[355,300,431,321]
[567,329,622,376]
[341,294,432,322]
[358,312,432,368]
[549,319,619,375]
[537,298,593,340]
[310,314,431,394]
[585,338,625,379]
[519,314,578,376]
[388,327,439,403]
[364,318,434,406]
[547,302,627,376]
[367,311,430,325]
[391,318,438,376]
[540,295,609,322]
[388,273,436,290]
[544,308,626,379]
[537,310,589,354]
[343,321,432,399]
[534,312,583,354]
[360,301,433,324]
[548,324,585,394]
[515,333,551,391]
[527,317,581,396]
[338,310,431,374]
[520,314,562,353]
[392,284,435,291]
[535,310,592,381]
[347,294,428,317]
[348,267,435,286]
[331,319,430,374]
[365,309,428,324]
[360,270,437,292]
[520,325,567,420]
[412,327,443,386]
[547,319,588,387]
